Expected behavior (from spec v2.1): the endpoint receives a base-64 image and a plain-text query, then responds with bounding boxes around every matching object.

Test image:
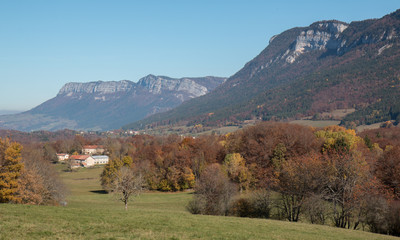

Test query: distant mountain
[125,9,400,130]
[0,75,225,131]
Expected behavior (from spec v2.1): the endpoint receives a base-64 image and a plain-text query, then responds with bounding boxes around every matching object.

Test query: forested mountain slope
[125,9,400,130]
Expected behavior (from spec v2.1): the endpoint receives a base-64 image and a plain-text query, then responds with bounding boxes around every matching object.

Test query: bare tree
[111,166,144,210]
[303,194,329,225]
[322,151,369,229]
[21,145,67,205]
[188,164,237,216]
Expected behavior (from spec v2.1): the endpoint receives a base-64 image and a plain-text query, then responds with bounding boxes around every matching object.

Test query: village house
[92,155,109,165]
[69,155,95,168]
[82,145,105,155]
[56,153,69,162]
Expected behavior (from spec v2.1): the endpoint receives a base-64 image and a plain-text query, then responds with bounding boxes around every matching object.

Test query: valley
[1,4,400,240]
[0,165,396,240]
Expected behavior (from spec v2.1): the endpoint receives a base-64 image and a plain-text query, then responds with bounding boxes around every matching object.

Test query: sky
[0,1,399,111]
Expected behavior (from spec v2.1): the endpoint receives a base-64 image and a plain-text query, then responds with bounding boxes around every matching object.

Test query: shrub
[186,198,205,215]
[230,190,272,219]
[250,189,272,219]
[230,197,253,217]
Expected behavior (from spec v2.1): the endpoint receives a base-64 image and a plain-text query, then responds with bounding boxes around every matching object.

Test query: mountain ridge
[124,9,400,130]
[0,75,226,131]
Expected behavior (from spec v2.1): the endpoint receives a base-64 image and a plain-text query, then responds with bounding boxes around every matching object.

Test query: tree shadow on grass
[90,190,108,194]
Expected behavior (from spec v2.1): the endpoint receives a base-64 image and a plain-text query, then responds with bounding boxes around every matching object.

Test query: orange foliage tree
[0,138,24,203]
[275,152,325,222]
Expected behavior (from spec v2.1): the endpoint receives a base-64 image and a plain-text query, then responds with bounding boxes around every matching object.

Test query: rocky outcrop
[250,15,400,79]
[285,21,348,63]
[58,75,225,100]
[58,80,134,95]
[137,75,209,97]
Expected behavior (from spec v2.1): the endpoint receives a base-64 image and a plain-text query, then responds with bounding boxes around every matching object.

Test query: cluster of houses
[56,145,109,169]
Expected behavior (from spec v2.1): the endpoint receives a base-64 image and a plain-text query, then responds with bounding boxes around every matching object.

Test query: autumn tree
[315,127,371,228]
[321,151,370,229]
[16,168,46,204]
[101,156,133,191]
[42,143,57,163]
[0,139,24,203]
[111,166,144,210]
[20,145,67,205]
[375,146,400,199]
[270,143,287,172]
[223,153,251,193]
[315,126,360,153]
[225,122,320,188]
[128,135,219,192]
[275,153,325,222]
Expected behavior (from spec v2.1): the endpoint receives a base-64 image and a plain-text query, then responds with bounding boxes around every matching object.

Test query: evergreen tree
[0,139,24,203]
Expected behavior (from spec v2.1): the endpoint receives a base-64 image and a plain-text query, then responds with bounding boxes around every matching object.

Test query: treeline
[2,122,399,235]
[0,130,106,206]
[100,134,224,192]
[189,123,399,236]
[0,138,66,205]
[101,122,400,236]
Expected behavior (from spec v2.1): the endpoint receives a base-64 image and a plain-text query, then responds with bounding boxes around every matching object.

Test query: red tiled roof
[69,155,91,160]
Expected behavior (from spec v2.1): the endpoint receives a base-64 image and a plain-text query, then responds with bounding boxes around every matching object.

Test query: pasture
[0,166,397,239]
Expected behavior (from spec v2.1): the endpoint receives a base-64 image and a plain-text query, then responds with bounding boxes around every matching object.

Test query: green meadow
[0,166,398,240]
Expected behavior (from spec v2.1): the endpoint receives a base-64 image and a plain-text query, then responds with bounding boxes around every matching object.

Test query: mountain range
[0,75,225,131]
[124,9,400,130]
[3,9,400,132]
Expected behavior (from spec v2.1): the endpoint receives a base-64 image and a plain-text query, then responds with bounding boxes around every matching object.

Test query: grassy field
[289,120,341,128]
[0,166,398,239]
[356,122,383,132]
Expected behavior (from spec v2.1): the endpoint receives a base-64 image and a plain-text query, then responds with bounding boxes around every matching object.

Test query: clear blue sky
[0,0,399,111]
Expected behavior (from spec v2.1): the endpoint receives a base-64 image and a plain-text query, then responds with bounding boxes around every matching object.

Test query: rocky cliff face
[126,9,400,130]
[247,21,350,79]
[285,21,348,63]
[0,75,225,131]
[57,75,223,100]
[58,80,134,95]
[137,75,209,97]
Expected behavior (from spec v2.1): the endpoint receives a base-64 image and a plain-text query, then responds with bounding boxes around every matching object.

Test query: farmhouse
[82,145,105,155]
[92,155,109,165]
[56,153,69,162]
[69,155,95,168]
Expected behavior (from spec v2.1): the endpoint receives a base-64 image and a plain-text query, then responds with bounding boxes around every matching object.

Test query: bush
[186,198,205,215]
[230,197,253,217]
[250,189,272,219]
[230,190,272,219]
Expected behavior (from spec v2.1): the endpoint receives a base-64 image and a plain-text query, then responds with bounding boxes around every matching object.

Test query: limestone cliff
[0,75,225,131]
[126,9,400,129]
[57,75,224,101]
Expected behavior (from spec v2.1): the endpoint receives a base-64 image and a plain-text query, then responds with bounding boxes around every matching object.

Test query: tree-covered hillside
[125,9,400,130]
